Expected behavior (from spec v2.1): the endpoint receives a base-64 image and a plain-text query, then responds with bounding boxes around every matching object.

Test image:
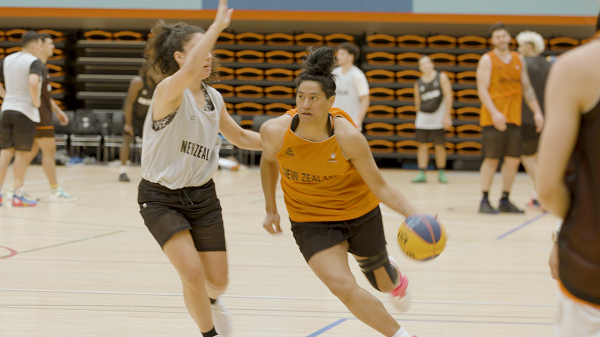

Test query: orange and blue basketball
[397,214,447,261]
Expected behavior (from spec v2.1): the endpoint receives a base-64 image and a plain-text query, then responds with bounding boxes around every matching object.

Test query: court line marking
[0,246,18,260]
[0,230,125,259]
[306,318,348,337]
[496,213,548,240]
[0,288,556,307]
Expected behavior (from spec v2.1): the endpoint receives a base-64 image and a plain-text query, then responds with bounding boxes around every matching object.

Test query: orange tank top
[480,51,523,127]
[277,108,380,223]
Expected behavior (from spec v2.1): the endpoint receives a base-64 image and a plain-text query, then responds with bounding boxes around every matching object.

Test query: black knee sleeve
[357,251,398,292]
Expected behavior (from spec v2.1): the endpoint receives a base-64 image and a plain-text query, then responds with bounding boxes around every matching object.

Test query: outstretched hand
[214,0,234,30]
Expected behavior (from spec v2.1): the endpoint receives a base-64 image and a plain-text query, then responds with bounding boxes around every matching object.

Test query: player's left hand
[443,116,452,130]
[58,111,69,126]
[534,112,544,133]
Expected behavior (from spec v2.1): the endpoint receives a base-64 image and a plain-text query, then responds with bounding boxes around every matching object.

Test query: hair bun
[302,47,336,76]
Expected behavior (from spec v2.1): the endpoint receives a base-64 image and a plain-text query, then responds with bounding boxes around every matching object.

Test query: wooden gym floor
[0,165,559,336]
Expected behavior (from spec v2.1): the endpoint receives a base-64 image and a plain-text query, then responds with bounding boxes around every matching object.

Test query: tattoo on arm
[524,86,537,104]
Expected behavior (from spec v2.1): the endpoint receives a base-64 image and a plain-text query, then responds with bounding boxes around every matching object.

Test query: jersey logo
[285,147,294,157]
[516,65,520,70]
[328,152,337,163]
[190,114,196,123]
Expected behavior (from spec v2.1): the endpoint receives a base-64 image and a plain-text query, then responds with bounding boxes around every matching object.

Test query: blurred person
[412,56,453,184]
[332,42,370,129]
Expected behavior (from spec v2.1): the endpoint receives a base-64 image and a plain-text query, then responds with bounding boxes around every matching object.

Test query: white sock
[15,187,25,198]
[120,166,127,174]
[393,327,412,337]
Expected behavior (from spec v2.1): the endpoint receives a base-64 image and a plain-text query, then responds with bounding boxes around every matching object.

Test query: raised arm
[152,0,233,120]
[520,55,544,132]
[219,105,262,150]
[335,117,418,217]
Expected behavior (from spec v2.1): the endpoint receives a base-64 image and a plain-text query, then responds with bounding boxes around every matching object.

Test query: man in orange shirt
[476,23,544,214]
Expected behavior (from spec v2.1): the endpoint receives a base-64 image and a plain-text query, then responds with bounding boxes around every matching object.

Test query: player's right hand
[491,112,507,132]
[124,123,134,136]
[263,212,282,235]
[214,0,233,30]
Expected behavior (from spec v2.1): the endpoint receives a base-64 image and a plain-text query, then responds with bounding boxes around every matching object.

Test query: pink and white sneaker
[388,256,411,313]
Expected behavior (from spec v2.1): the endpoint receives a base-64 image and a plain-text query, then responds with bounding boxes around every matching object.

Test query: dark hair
[145,20,219,83]
[21,31,41,47]
[489,22,509,37]
[295,46,337,98]
[337,42,360,63]
[38,33,53,42]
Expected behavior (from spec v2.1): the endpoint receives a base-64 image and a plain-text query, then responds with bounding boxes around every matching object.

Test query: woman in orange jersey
[260,47,418,337]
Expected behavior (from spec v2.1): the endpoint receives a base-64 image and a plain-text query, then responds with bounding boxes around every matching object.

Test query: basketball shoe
[50,187,77,202]
[479,199,498,214]
[211,297,233,337]
[388,256,411,313]
[412,170,426,183]
[12,194,38,207]
[0,194,3,206]
[5,188,36,201]
[498,199,525,213]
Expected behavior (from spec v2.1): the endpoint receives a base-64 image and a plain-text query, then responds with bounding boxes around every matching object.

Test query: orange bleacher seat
[365,123,395,136]
[397,35,426,48]
[429,53,456,67]
[366,34,396,48]
[365,69,395,83]
[455,141,482,156]
[235,68,264,81]
[456,89,480,103]
[55,100,66,110]
[265,86,294,99]
[369,87,395,101]
[456,124,482,138]
[240,119,254,130]
[213,84,235,97]
[214,49,235,63]
[266,50,294,64]
[38,29,66,42]
[0,31,4,41]
[395,140,420,154]
[396,70,422,84]
[49,82,66,94]
[266,33,294,46]
[265,103,293,116]
[235,85,264,98]
[429,142,455,154]
[235,50,265,63]
[427,35,457,49]
[396,88,414,102]
[443,71,456,83]
[456,71,477,85]
[458,36,487,49]
[295,33,324,46]
[46,64,66,77]
[457,54,481,68]
[6,29,26,41]
[367,105,395,119]
[455,107,480,121]
[84,30,112,40]
[396,106,417,120]
[294,69,303,77]
[369,139,395,153]
[395,123,416,137]
[295,50,307,63]
[6,46,22,55]
[217,32,235,45]
[549,37,579,51]
[114,31,143,41]
[225,102,234,114]
[235,102,264,116]
[445,126,456,137]
[396,52,421,66]
[218,67,235,80]
[236,32,265,45]
[0,48,4,59]
[265,68,294,81]
[49,49,66,61]
[366,52,395,66]
[325,33,354,46]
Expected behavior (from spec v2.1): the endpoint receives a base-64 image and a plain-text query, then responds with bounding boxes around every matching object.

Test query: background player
[332,42,370,129]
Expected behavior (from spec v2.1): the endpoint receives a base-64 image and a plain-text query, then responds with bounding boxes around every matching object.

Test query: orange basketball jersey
[276,108,380,222]
[480,51,523,127]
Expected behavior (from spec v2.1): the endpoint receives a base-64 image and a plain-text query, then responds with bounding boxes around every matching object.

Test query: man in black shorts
[516,30,551,210]
[118,65,159,182]
[0,31,43,207]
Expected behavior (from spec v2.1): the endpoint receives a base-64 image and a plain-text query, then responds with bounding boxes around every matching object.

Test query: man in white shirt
[332,42,370,129]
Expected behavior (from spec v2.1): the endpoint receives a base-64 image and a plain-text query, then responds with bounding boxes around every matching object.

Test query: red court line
[0,246,18,260]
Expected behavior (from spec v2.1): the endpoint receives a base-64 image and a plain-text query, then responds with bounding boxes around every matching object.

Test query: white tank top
[141,84,223,189]
[1,52,41,122]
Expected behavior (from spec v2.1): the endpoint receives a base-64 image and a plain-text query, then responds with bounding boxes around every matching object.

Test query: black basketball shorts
[482,124,522,159]
[1,110,37,151]
[520,124,540,156]
[416,129,445,145]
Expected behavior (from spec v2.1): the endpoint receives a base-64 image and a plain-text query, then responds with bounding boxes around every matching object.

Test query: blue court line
[496,213,548,240]
[306,318,348,337]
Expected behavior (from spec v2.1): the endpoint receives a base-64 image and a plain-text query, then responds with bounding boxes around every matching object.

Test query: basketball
[397,214,447,261]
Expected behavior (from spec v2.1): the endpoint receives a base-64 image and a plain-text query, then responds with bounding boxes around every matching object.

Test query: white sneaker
[388,256,412,313]
[211,298,234,337]
[49,187,77,202]
[6,188,36,201]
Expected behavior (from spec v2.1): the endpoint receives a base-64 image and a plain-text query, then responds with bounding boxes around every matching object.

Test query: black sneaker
[498,200,525,213]
[479,199,499,214]
[119,173,130,182]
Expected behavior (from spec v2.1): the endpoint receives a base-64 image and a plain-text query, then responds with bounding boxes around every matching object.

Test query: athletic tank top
[480,51,523,127]
[521,56,550,126]
[1,52,42,122]
[416,72,443,113]
[141,84,223,190]
[560,88,600,306]
[277,108,380,223]
[132,74,156,120]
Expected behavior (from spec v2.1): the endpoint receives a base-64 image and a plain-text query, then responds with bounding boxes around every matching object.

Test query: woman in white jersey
[139,2,261,337]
